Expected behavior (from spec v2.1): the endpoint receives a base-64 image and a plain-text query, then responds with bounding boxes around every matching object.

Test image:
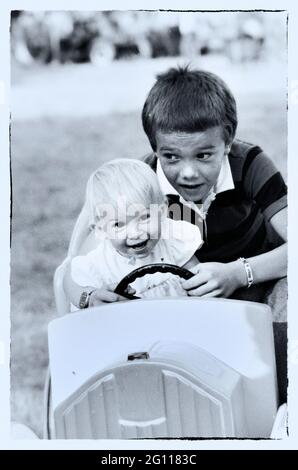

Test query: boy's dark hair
[142,66,238,150]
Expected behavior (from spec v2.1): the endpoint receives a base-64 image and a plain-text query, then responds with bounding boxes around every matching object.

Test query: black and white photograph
[8,7,291,443]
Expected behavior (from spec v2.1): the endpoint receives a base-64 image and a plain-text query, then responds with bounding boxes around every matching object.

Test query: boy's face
[155,126,230,202]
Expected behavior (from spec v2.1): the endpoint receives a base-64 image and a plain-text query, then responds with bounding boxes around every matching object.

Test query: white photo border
[1,0,297,450]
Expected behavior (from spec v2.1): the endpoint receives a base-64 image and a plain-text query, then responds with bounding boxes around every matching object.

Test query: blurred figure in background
[227,13,265,63]
[179,14,211,58]
[11,12,51,65]
[43,12,73,63]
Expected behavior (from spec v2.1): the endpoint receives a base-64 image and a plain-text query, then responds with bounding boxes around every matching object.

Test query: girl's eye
[139,212,151,221]
[113,221,125,229]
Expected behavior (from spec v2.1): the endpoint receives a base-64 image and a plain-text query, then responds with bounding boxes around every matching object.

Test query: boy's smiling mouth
[179,183,202,189]
[178,183,204,194]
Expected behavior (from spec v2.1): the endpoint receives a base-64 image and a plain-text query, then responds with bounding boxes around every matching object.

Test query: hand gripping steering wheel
[114,263,194,300]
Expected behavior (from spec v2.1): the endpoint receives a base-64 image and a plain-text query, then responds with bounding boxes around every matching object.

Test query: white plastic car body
[44,205,287,439]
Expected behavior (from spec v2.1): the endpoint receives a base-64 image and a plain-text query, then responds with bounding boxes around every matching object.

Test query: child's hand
[182,261,247,298]
[89,284,136,306]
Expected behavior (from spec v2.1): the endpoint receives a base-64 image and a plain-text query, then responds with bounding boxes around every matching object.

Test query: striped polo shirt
[143,139,287,263]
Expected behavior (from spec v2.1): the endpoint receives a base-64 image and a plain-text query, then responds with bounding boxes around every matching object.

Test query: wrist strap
[239,257,254,288]
[79,289,96,309]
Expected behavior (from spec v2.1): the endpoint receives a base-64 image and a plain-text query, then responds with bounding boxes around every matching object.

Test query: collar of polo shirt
[156,154,235,219]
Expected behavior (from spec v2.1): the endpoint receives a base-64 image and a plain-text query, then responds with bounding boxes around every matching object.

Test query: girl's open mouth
[128,239,149,251]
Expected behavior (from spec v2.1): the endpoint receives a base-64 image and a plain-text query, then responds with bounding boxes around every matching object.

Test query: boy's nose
[180,164,199,180]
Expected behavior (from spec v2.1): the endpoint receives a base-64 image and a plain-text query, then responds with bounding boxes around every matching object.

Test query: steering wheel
[114,263,194,300]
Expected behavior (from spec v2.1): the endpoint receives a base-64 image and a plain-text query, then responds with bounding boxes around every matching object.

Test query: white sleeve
[162,218,203,266]
[70,247,104,288]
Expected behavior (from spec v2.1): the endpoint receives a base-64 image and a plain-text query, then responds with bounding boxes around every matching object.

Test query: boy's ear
[225,141,233,155]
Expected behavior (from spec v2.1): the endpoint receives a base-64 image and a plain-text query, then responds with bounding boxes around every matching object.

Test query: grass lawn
[11,93,286,437]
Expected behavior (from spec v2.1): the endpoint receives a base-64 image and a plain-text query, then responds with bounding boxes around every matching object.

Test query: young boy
[141,66,287,404]
[141,66,287,320]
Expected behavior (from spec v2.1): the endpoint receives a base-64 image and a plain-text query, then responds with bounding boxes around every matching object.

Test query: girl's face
[97,204,164,258]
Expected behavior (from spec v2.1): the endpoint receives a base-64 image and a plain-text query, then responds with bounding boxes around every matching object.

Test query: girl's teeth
[131,240,147,249]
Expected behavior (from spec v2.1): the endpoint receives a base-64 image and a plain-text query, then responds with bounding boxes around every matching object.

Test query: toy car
[43,257,286,439]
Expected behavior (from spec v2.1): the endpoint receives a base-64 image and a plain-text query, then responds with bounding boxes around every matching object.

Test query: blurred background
[10,10,287,437]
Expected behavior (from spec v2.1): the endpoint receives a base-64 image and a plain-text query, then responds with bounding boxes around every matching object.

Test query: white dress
[71,218,202,299]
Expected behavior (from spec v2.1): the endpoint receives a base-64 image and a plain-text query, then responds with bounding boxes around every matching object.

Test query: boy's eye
[163,153,179,162]
[196,153,211,160]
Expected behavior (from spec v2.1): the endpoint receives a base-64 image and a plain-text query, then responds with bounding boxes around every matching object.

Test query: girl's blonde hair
[86,158,165,227]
